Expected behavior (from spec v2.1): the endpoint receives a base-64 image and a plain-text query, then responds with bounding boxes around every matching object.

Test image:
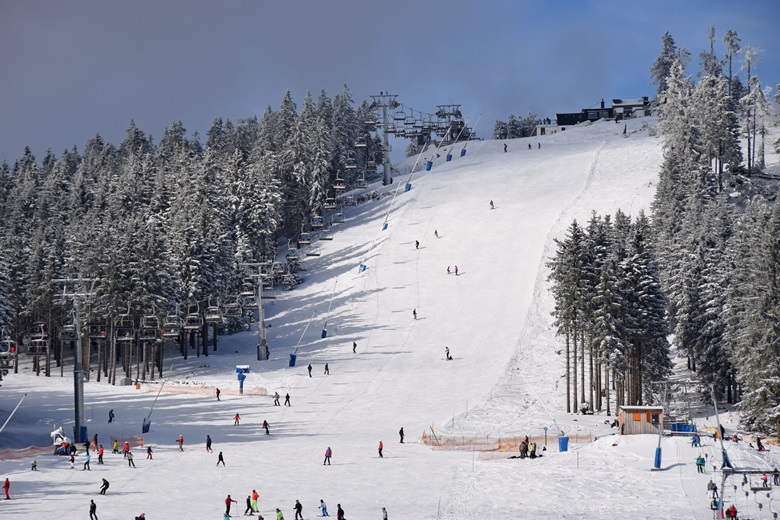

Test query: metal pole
[73,299,85,443]
[382,101,392,186]
[257,269,268,361]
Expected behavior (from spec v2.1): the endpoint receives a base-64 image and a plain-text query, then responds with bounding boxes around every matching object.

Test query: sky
[1,0,778,165]
[3,118,778,518]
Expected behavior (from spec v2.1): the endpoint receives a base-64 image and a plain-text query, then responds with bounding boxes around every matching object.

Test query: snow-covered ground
[3,117,780,519]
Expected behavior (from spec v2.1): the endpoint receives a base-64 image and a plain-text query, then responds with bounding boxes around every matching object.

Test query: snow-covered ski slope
[5,117,780,519]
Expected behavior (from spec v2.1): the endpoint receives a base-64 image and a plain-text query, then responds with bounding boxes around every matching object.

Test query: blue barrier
[425,161,432,171]
[289,354,297,367]
[321,328,327,339]
[446,154,452,162]
[558,436,569,452]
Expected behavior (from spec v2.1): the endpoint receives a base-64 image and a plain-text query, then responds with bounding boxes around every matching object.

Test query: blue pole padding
[358,264,367,273]
[321,328,327,339]
[653,447,662,469]
[425,161,432,171]
[382,222,388,231]
[446,154,452,162]
[460,149,467,157]
[405,183,411,192]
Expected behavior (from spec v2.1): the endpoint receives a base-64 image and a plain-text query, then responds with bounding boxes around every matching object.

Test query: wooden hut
[618,405,663,435]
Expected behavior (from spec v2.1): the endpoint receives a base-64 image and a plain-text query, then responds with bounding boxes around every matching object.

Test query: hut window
[651,413,659,424]
[632,413,641,421]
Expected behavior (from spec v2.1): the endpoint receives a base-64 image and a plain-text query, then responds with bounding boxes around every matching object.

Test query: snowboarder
[245,496,254,516]
[99,478,109,495]
[434,230,438,238]
[83,452,91,470]
[146,446,153,459]
[217,451,225,466]
[3,478,9,499]
[352,341,357,353]
[98,444,104,464]
[415,240,419,249]
[307,364,312,377]
[273,392,281,406]
[108,409,114,423]
[490,200,494,209]
[263,420,270,435]
[127,450,135,468]
[234,413,241,426]
[503,143,507,153]
[320,499,329,516]
[276,508,284,520]
[336,504,345,520]
[412,309,417,320]
[445,347,452,360]
[324,363,329,375]
[176,435,184,451]
[757,436,766,451]
[252,490,260,512]
[31,459,37,471]
[454,265,458,276]
[382,507,388,520]
[206,435,213,452]
[216,387,221,401]
[294,499,303,520]
[89,499,98,520]
[399,427,404,443]
[324,447,332,465]
[225,495,237,516]
[378,440,383,457]
[284,393,291,407]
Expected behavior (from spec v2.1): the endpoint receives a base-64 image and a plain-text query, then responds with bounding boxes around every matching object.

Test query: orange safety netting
[421,433,592,451]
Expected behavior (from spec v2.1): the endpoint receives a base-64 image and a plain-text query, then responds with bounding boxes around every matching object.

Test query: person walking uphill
[294,499,303,520]
[399,427,404,443]
[323,447,332,465]
[284,393,291,407]
[225,495,237,517]
[245,496,254,516]
[206,434,213,452]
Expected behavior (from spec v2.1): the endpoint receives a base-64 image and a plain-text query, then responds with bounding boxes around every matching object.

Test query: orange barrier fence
[109,435,145,448]
[422,432,593,451]
[145,383,267,397]
[0,445,56,461]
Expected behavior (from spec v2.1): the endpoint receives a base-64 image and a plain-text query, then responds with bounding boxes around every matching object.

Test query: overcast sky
[1,0,778,165]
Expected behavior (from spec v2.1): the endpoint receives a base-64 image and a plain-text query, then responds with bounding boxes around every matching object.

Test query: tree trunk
[572,323,578,412]
[589,340,594,411]
[580,330,586,406]
[565,332,571,413]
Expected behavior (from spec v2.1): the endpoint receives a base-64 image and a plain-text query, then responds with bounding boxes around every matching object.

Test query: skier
[127,450,135,468]
[294,499,303,520]
[69,452,75,469]
[490,200,494,209]
[245,496,254,516]
[207,434,213,452]
[503,143,507,153]
[83,452,91,470]
[234,413,241,426]
[112,440,118,454]
[31,459,37,471]
[336,504,345,520]
[263,420,270,435]
[381,507,388,520]
[108,409,114,423]
[176,435,184,451]
[284,393,291,407]
[320,499,329,517]
[763,474,769,487]
[415,240,419,249]
[98,444,104,464]
[273,392,281,406]
[3,478,9,499]
[99,478,109,495]
[89,499,98,520]
[538,142,541,149]
[324,363,329,375]
[378,440,383,458]
[528,143,531,150]
[445,347,452,360]
[251,490,260,513]
[454,265,458,276]
[399,427,404,443]
[728,504,737,519]
[225,495,237,517]
[146,446,153,459]
[123,441,131,457]
[216,387,221,401]
[412,309,417,320]
[307,364,312,377]
[324,446,332,465]
[434,230,439,238]
[352,341,357,353]
[217,451,225,466]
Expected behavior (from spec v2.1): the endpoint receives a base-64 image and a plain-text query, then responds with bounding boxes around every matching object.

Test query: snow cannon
[50,426,66,445]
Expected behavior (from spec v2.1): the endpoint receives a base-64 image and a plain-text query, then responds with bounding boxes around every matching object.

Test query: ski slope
[3,117,780,520]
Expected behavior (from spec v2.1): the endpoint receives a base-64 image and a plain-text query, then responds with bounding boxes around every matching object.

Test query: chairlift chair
[30,322,48,340]
[365,161,377,174]
[298,232,312,246]
[261,276,273,290]
[334,178,347,191]
[0,339,17,361]
[393,110,407,121]
[323,198,337,210]
[311,216,324,229]
[240,283,255,297]
[355,138,367,148]
[320,229,334,241]
[137,319,160,342]
[205,306,223,323]
[115,312,135,342]
[333,211,346,224]
[285,248,299,261]
[271,262,287,275]
[59,324,78,342]
[88,322,107,340]
[344,158,357,170]
[183,313,203,332]
[28,338,48,356]
[161,315,183,338]
[223,299,242,317]
[306,244,322,257]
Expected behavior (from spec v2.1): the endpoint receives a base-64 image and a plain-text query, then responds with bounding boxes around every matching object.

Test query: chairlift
[28,338,49,356]
[183,313,203,332]
[240,282,255,297]
[30,321,48,340]
[0,339,17,360]
[320,229,334,241]
[137,320,159,342]
[161,315,183,338]
[311,215,324,229]
[333,211,346,224]
[344,158,357,170]
[115,310,135,342]
[205,305,223,323]
[271,261,287,275]
[393,110,407,121]
[365,161,377,174]
[59,324,78,342]
[299,232,312,246]
[355,138,367,148]
[223,299,242,317]
[88,322,107,340]
[385,124,397,133]
[364,116,378,125]
[286,248,299,261]
[334,178,347,190]
[405,116,415,126]
[355,178,367,189]
[306,244,321,257]
[323,198,337,210]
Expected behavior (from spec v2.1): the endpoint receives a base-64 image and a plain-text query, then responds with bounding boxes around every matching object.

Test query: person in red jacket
[378,440,384,458]
[98,444,104,464]
[176,435,184,451]
[225,495,237,516]
[3,478,10,499]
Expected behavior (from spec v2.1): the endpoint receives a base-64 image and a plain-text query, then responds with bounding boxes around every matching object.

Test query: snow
[3,116,780,519]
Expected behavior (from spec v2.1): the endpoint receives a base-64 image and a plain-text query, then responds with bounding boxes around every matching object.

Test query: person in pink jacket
[323,447,332,465]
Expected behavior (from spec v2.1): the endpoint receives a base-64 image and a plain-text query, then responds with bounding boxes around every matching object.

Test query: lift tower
[369,92,399,186]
